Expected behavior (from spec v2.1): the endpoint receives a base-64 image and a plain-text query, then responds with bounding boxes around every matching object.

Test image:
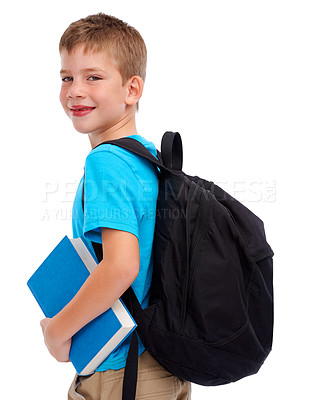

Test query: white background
[1,0,317,398]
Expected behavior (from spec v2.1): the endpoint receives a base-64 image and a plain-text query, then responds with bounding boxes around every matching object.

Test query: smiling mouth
[69,106,96,117]
[70,106,95,111]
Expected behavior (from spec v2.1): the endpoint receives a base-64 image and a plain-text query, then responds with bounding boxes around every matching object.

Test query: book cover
[27,235,136,375]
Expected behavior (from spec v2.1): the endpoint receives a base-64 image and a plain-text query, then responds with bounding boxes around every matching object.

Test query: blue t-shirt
[72,135,159,371]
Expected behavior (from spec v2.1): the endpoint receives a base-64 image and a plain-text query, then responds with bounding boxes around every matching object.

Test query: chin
[71,123,92,134]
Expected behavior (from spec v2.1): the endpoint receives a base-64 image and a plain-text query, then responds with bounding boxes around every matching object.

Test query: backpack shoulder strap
[82,131,183,400]
[94,131,183,172]
[95,137,164,168]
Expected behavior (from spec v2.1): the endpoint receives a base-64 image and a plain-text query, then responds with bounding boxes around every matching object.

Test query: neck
[88,113,138,149]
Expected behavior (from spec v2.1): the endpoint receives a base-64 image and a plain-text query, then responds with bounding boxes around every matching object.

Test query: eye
[61,76,73,83]
[88,76,101,81]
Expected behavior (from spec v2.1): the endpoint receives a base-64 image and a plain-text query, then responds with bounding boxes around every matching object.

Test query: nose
[67,79,86,99]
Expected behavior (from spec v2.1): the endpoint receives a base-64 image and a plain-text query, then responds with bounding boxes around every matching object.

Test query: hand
[40,318,71,363]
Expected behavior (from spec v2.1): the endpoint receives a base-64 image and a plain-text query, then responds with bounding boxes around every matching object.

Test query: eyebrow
[60,67,106,75]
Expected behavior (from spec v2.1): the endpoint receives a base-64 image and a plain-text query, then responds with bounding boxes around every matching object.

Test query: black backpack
[90,132,274,399]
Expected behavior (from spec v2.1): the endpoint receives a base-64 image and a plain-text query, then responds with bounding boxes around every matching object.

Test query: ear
[124,76,144,106]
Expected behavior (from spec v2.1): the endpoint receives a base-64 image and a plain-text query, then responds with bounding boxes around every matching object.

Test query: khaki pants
[68,351,191,400]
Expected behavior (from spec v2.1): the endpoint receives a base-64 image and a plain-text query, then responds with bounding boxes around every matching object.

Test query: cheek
[59,87,67,106]
[60,88,65,105]
[59,88,71,117]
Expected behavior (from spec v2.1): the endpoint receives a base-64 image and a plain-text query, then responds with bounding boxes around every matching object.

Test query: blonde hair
[59,13,147,84]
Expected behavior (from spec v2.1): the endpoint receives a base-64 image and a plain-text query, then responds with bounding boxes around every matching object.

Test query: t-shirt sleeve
[83,150,142,243]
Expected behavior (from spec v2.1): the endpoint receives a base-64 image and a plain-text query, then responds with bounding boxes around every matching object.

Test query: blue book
[27,235,136,375]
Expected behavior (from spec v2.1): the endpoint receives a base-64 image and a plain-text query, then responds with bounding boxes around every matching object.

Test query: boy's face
[59,45,131,137]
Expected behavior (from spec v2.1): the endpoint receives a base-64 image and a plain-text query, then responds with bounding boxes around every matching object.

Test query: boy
[39,13,191,399]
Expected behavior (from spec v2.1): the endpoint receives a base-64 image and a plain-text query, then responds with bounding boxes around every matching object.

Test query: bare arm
[40,228,139,361]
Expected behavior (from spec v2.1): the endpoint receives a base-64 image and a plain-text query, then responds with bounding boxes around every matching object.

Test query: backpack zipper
[181,187,209,333]
[189,190,209,280]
